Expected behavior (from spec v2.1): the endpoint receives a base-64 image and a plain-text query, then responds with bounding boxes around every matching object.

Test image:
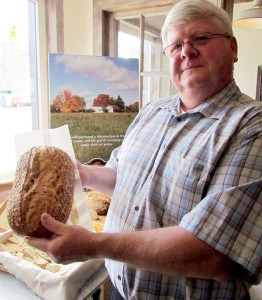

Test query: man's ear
[230,36,238,63]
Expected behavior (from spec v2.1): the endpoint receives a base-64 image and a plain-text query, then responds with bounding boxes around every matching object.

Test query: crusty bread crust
[85,193,111,215]
[7,146,75,237]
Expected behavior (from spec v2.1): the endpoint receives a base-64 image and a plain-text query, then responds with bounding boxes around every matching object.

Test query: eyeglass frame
[163,32,231,57]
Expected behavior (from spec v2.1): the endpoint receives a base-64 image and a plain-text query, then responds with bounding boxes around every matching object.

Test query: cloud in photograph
[55,55,138,91]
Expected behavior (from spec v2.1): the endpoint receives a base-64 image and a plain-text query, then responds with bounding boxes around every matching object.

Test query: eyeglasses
[163,32,231,57]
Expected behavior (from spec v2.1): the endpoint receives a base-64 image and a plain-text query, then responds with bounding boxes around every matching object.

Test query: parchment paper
[0,230,107,300]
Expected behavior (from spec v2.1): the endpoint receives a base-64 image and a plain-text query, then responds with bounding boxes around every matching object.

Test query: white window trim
[34,0,49,130]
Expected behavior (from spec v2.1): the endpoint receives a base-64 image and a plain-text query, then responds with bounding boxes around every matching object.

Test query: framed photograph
[256,65,262,102]
[48,53,139,164]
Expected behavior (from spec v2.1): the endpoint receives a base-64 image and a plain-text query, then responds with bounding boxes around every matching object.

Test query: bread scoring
[7,146,75,237]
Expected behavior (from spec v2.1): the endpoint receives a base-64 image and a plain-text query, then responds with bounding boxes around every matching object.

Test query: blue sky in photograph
[49,53,139,108]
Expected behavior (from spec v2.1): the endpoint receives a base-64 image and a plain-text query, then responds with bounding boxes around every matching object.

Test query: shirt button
[117,275,121,280]
[135,206,139,211]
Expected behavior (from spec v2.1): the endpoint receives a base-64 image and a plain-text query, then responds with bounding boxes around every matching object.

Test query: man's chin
[181,78,207,90]
[181,69,210,85]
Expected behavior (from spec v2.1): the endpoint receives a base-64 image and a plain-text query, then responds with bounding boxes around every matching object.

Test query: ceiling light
[233,0,262,29]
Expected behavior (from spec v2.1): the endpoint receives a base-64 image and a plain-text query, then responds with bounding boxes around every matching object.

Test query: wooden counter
[0,182,12,205]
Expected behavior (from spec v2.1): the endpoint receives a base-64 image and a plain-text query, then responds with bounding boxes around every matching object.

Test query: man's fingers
[40,213,65,235]
[25,213,65,250]
[25,235,49,252]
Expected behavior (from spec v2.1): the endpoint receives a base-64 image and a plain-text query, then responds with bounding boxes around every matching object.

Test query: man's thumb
[40,213,64,235]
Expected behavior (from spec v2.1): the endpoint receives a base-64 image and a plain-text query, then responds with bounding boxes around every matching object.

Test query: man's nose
[180,42,198,58]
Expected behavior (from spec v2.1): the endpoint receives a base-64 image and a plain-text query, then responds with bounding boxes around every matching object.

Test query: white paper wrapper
[0,230,108,300]
[13,125,93,231]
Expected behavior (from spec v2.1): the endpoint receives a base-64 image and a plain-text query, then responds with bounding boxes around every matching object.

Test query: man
[26,0,262,299]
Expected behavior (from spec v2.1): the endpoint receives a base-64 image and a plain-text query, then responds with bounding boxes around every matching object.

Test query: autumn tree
[93,94,115,107]
[132,101,139,112]
[53,90,72,112]
[73,95,86,112]
[52,90,85,113]
[126,101,139,112]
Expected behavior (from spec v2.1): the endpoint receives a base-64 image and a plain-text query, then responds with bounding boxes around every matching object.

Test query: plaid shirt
[104,81,262,299]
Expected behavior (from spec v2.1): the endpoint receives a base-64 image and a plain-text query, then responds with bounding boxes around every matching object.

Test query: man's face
[165,17,238,98]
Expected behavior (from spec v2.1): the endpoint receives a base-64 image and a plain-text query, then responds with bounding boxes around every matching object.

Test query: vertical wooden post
[45,0,64,53]
[139,15,145,109]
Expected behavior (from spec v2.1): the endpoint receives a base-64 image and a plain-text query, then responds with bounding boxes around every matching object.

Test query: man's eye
[172,43,182,51]
[194,35,210,43]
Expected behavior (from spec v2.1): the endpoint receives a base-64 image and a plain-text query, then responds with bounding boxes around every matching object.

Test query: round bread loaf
[85,192,111,215]
[7,146,75,238]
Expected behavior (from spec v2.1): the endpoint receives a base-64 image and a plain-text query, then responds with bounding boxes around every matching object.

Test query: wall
[63,0,93,55]
[233,3,262,99]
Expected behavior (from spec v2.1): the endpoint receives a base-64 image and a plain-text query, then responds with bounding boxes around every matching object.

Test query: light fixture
[233,0,262,29]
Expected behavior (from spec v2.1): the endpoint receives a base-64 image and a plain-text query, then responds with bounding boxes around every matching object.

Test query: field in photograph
[51,112,137,163]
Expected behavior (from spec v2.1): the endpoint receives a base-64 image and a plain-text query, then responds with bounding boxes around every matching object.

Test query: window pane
[143,38,170,73]
[143,15,168,73]
[0,0,39,180]
[118,31,140,59]
[117,13,173,109]
[142,76,174,106]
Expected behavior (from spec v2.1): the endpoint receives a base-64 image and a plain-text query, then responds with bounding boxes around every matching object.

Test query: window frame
[33,0,49,130]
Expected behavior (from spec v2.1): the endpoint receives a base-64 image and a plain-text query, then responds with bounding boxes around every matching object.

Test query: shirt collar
[158,80,241,119]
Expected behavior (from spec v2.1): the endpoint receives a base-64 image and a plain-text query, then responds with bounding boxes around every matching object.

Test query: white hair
[161,0,233,46]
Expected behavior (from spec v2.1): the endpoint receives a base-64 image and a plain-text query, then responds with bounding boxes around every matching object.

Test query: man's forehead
[166,19,218,40]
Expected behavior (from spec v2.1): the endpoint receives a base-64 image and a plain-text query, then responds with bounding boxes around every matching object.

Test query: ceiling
[121,14,166,37]
[100,1,255,39]
[95,0,173,13]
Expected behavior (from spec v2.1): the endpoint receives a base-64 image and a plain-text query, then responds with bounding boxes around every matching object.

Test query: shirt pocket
[159,156,210,225]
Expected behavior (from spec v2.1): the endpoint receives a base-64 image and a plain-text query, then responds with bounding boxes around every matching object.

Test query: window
[117,14,175,108]
[0,0,39,181]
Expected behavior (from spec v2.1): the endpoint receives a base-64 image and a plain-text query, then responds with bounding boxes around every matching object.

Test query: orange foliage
[53,90,85,113]
[93,94,115,107]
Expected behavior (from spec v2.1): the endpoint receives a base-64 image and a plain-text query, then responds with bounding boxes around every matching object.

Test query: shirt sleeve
[179,121,262,284]
[105,146,121,173]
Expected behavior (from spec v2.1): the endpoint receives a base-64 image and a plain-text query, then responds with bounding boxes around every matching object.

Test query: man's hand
[26,213,233,281]
[25,213,97,264]
[76,161,116,197]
